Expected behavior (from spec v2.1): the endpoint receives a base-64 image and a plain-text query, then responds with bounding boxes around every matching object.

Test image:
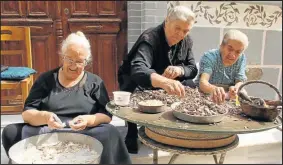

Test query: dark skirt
[2,123,131,164]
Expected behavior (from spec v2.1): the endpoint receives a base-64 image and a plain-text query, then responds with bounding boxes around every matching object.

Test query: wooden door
[1,1,58,79]
[61,1,127,97]
[1,1,127,113]
[1,1,58,111]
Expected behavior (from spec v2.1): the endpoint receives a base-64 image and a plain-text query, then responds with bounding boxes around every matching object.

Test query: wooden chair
[1,26,34,114]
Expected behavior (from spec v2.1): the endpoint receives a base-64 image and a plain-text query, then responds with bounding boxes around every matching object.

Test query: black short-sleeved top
[23,67,112,119]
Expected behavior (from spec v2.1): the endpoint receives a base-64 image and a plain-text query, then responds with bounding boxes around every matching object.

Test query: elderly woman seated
[195,29,248,104]
[1,31,131,164]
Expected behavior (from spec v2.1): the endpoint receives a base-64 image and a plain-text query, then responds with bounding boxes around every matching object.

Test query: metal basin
[171,102,228,124]
[9,132,103,164]
[138,100,166,114]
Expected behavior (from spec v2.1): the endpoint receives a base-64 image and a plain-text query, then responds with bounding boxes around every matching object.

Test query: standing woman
[2,31,131,164]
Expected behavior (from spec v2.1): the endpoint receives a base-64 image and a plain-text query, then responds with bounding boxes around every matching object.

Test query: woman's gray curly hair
[166,5,195,25]
[61,31,92,63]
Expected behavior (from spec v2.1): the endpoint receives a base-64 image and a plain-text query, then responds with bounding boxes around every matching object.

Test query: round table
[106,101,282,164]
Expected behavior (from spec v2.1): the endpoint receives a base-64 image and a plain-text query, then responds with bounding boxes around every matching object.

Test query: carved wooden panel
[97,35,117,96]
[1,1,24,17]
[81,34,117,96]
[62,1,96,17]
[68,21,120,34]
[26,1,49,17]
[31,34,57,80]
[84,34,98,74]
[97,1,117,16]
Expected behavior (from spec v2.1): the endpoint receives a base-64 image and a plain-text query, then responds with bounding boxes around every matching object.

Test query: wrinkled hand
[162,66,183,79]
[229,86,238,100]
[211,87,226,104]
[46,113,65,130]
[69,115,88,131]
[162,79,185,97]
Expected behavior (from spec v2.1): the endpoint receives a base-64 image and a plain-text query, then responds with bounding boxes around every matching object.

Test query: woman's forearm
[86,113,112,127]
[199,80,217,94]
[22,109,52,126]
[235,81,244,90]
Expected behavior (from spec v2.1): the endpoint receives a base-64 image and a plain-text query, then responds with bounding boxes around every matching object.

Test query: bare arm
[235,80,244,90]
[151,72,185,97]
[199,73,226,104]
[151,72,170,89]
[22,109,52,126]
[84,113,112,127]
[199,73,217,94]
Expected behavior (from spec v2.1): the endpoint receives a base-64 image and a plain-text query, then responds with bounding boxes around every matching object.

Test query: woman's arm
[22,110,52,126]
[83,113,111,127]
[199,73,217,94]
[21,72,52,126]
[87,79,113,127]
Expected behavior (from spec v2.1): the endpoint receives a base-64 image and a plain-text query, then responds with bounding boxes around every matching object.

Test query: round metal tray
[171,102,228,124]
[9,132,103,164]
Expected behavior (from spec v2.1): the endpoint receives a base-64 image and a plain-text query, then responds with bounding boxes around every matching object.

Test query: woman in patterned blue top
[196,29,248,104]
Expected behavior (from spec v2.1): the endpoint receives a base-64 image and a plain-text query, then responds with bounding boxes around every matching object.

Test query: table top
[138,126,239,155]
[106,101,282,134]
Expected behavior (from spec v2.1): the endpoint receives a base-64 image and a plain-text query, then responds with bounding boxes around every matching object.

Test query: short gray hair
[61,31,92,62]
[166,5,195,25]
[222,30,249,50]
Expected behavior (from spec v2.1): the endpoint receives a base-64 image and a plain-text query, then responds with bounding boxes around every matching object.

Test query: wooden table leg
[153,149,158,164]
[213,153,226,164]
[168,154,180,164]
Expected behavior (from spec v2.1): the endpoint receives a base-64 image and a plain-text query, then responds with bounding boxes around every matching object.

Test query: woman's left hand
[162,66,183,79]
[69,115,88,131]
[229,86,238,100]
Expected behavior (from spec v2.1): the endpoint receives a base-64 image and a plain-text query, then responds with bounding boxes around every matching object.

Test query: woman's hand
[161,79,186,97]
[211,87,226,104]
[162,66,183,79]
[229,86,238,100]
[46,113,65,130]
[69,115,90,131]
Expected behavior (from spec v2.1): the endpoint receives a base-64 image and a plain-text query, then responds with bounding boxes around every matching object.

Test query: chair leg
[29,75,34,91]
[21,81,29,105]
[28,80,33,91]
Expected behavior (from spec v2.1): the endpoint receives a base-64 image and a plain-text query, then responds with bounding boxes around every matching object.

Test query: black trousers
[126,79,196,139]
[2,123,131,164]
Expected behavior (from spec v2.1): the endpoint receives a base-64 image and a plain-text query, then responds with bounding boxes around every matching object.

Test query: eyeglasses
[63,56,87,67]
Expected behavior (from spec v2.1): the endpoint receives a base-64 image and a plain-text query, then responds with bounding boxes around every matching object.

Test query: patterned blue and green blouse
[195,49,247,86]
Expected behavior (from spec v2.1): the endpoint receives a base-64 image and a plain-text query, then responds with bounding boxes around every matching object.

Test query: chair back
[1,26,32,68]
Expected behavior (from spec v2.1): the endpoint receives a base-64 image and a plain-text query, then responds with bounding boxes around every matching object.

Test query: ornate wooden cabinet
[1,1,127,113]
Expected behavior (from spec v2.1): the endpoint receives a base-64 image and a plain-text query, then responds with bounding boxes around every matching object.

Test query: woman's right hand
[45,112,65,130]
[162,79,185,97]
[211,87,226,104]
